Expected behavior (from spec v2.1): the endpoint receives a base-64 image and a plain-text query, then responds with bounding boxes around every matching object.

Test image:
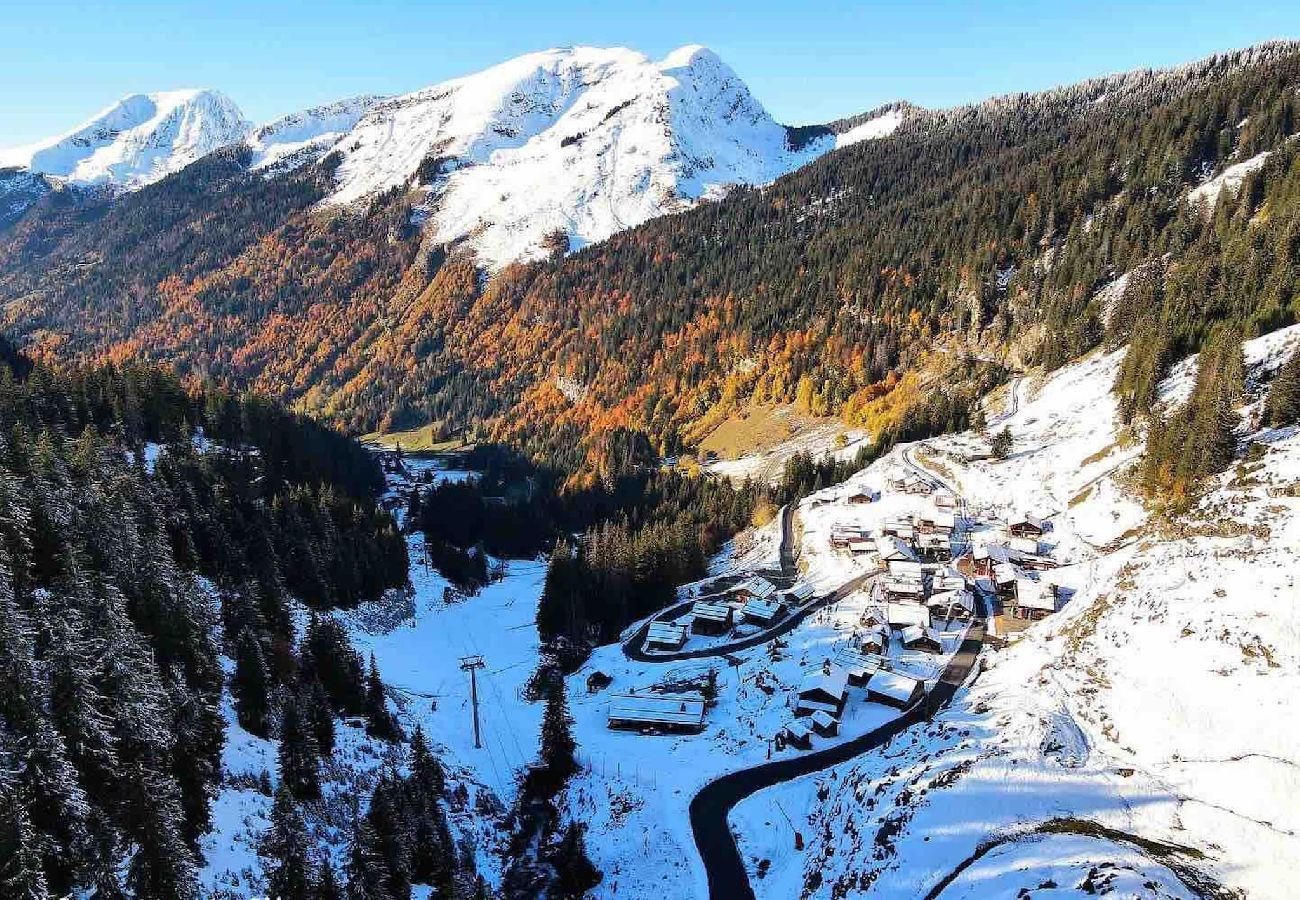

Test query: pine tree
[314,859,343,900]
[260,786,314,900]
[345,820,392,900]
[409,726,444,798]
[364,654,401,742]
[0,794,51,900]
[1266,346,1300,425]
[991,427,1013,459]
[233,630,273,737]
[278,697,321,801]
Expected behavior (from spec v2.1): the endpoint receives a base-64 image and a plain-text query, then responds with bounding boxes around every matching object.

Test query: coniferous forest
[0,344,426,898]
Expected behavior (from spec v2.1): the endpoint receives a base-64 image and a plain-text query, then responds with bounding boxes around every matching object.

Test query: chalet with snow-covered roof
[915,531,952,560]
[733,575,777,602]
[931,566,968,593]
[918,510,956,534]
[900,624,943,653]
[780,719,813,750]
[847,488,880,504]
[934,490,958,510]
[1008,514,1048,538]
[810,710,839,737]
[1008,536,1041,555]
[891,473,933,495]
[740,598,785,626]
[691,601,733,635]
[783,582,816,605]
[858,626,889,656]
[607,692,706,732]
[927,589,975,622]
[883,576,924,600]
[992,563,1021,597]
[830,522,866,548]
[882,516,915,538]
[645,621,688,651]
[795,664,850,716]
[876,535,916,563]
[837,647,886,684]
[888,559,925,580]
[1010,577,1057,620]
[887,601,930,629]
[848,538,873,555]
[867,671,924,709]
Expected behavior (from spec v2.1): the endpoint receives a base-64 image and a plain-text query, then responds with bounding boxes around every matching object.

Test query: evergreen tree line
[0,350,408,898]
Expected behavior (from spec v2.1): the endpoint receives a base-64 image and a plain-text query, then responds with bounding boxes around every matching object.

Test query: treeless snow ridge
[729,329,1300,900]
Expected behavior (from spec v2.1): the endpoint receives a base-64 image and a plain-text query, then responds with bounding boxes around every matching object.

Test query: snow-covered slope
[729,327,1300,900]
[312,45,849,269]
[0,89,249,189]
[246,94,386,175]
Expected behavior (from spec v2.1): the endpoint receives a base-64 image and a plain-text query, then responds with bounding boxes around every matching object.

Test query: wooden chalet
[1008,514,1048,538]
[691,601,733,636]
[867,671,924,709]
[836,647,885,684]
[830,522,866,549]
[927,589,975,622]
[876,535,916,563]
[607,692,706,733]
[733,575,777,602]
[1010,578,1057,621]
[900,624,943,653]
[780,719,813,750]
[782,582,816,606]
[858,626,889,656]
[934,490,958,510]
[645,621,688,651]
[881,516,914,538]
[740,598,785,626]
[887,601,930,629]
[795,664,850,716]
[810,710,840,737]
[847,488,880,504]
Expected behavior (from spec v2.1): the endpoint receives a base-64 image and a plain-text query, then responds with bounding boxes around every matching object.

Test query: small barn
[646,621,688,651]
[900,624,942,653]
[848,488,880,505]
[992,563,1020,597]
[810,710,839,737]
[783,582,816,605]
[733,576,777,603]
[867,671,924,709]
[740,598,785,626]
[691,601,733,636]
[795,664,850,716]
[607,692,706,733]
[934,490,958,510]
[780,719,813,750]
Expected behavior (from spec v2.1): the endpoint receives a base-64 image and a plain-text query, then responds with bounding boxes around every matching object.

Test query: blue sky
[2,0,1297,145]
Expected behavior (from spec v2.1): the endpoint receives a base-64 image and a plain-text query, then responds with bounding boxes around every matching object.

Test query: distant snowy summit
[0,89,249,189]
[0,45,909,268]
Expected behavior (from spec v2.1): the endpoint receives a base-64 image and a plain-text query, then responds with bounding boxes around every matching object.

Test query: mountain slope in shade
[313,44,885,269]
[0,89,249,189]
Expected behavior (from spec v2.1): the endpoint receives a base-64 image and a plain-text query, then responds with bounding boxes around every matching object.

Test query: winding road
[617,446,989,899]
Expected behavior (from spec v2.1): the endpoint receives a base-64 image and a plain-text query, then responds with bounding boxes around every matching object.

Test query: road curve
[689,612,987,900]
[621,505,878,663]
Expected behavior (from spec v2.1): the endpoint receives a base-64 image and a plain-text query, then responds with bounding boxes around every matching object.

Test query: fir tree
[1266,346,1300,425]
[364,654,402,742]
[260,786,314,900]
[232,630,272,737]
[278,697,321,801]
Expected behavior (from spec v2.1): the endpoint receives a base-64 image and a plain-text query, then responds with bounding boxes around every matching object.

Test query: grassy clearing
[696,403,847,461]
[359,423,474,453]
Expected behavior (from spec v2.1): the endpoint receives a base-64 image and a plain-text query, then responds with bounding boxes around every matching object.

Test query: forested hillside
[0,345,413,898]
[3,43,1300,484]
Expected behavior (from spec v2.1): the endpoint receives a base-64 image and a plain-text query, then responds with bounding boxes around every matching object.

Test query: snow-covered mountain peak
[0,88,249,189]
[311,44,858,269]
